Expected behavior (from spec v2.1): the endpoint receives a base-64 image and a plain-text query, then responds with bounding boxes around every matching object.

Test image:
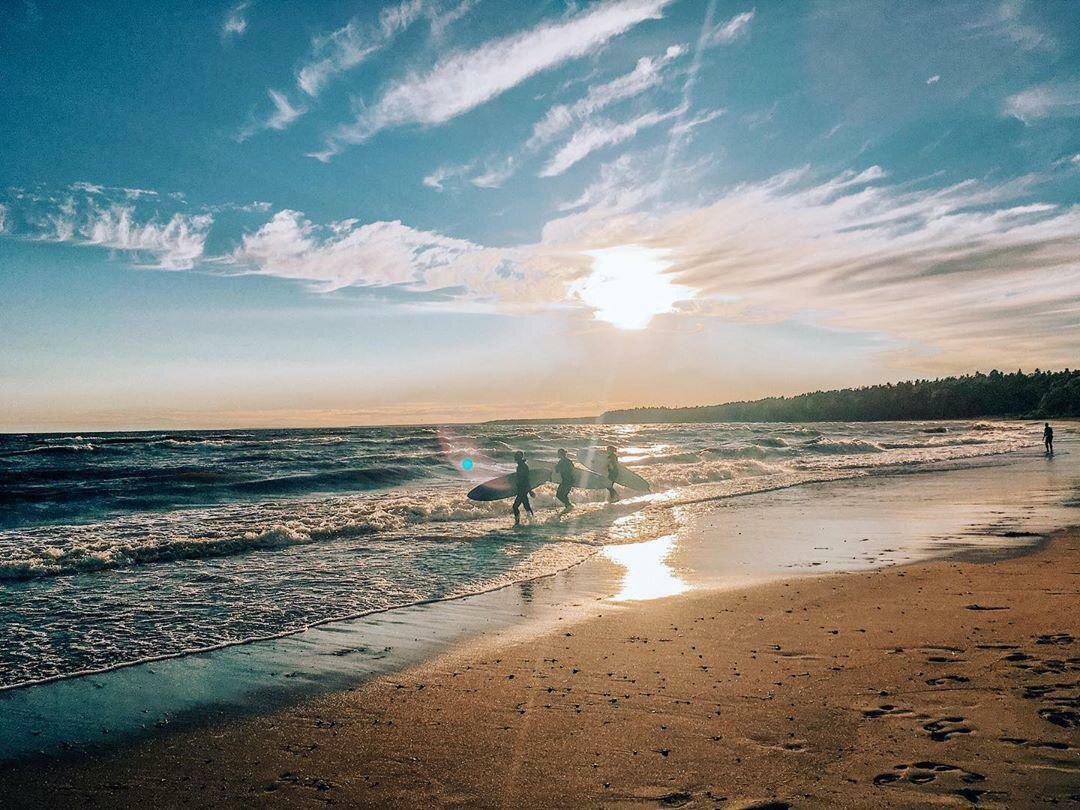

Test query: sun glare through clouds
[574,245,695,330]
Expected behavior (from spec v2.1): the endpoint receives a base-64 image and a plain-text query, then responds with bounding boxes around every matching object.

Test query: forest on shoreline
[595,369,1080,424]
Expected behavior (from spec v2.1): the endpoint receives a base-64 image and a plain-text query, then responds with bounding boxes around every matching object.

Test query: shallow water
[0,420,1047,688]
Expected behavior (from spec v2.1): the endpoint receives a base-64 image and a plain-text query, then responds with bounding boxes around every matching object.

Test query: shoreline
[0,448,1076,765]
[0,447,1055,693]
[0,446,1077,805]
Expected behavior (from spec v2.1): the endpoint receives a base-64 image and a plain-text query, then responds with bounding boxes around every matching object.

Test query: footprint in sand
[861,704,913,719]
[923,716,973,741]
[1038,707,1080,728]
[1034,632,1073,645]
[873,761,991,803]
[926,674,970,686]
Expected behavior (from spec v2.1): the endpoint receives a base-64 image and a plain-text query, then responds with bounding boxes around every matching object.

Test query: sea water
[0,420,1037,689]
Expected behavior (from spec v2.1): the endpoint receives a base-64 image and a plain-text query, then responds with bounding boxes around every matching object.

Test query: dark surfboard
[467,466,551,501]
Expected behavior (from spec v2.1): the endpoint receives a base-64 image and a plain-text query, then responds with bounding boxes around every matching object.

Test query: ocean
[0,420,1035,690]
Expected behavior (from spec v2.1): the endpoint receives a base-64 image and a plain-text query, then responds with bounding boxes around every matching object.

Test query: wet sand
[1,522,1076,807]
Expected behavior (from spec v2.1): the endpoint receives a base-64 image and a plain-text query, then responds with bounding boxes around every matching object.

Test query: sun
[573,245,694,330]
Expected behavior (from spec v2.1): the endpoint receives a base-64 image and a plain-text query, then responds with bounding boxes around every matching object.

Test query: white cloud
[526,45,685,151]
[1,185,212,269]
[231,209,481,291]
[926,74,941,85]
[709,10,754,44]
[471,158,516,189]
[0,203,7,233]
[1004,81,1080,124]
[668,107,724,136]
[207,200,274,213]
[238,89,307,141]
[81,206,212,269]
[265,89,306,129]
[540,105,684,177]
[222,1,250,38]
[540,164,1080,366]
[428,0,476,40]
[317,0,676,158]
[422,162,473,191]
[297,0,425,97]
[71,181,158,198]
[968,0,1055,53]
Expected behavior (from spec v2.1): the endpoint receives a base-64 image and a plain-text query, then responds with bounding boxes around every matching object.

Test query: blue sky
[1,0,1078,430]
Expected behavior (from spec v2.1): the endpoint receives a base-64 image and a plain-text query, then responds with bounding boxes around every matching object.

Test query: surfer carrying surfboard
[512,451,535,526]
[605,445,620,502]
[554,449,575,512]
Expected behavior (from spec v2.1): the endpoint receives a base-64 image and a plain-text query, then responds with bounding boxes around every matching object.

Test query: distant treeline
[599,369,1080,424]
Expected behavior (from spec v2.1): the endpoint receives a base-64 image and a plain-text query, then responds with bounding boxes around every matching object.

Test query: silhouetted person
[512,451,534,526]
[554,448,575,512]
[605,445,620,502]
[1044,422,1054,455]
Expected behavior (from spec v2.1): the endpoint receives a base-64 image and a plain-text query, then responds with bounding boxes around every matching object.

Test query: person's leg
[512,496,523,524]
[556,484,571,509]
[523,493,533,515]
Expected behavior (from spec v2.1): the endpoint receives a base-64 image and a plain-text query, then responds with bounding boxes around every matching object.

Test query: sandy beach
[1,469,1076,807]
[6,0,1080,804]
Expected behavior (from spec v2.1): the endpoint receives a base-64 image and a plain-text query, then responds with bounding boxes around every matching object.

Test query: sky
[1,0,1078,431]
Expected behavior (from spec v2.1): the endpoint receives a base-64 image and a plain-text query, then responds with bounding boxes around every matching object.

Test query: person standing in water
[1044,422,1054,455]
[512,451,535,526]
[605,445,620,502]
[554,449,575,512]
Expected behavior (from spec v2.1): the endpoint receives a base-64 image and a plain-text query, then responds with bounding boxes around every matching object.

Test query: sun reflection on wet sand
[602,534,690,601]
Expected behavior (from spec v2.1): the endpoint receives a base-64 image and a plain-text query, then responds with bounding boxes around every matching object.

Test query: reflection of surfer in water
[605,445,620,502]
[554,449,575,512]
[512,451,535,526]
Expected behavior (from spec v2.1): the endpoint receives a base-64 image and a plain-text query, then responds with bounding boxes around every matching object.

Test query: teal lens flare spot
[462,458,474,470]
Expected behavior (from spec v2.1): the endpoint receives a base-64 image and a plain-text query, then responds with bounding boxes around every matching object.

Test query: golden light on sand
[575,245,694,330]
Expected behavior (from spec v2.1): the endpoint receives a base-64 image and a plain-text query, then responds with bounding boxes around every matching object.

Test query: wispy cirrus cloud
[297,0,425,97]
[708,9,754,44]
[422,162,473,191]
[237,89,307,142]
[314,0,676,160]
[526,45,685,151]
[1,186,212,269]
[1004,80,1080,124]
[222,159,1080,370]
[221,1,250,39]
[470,158,517,189]
[238,0,426,142]
[540,104,686,177]
[668,107,724,137]
[421,43,686,191]
[547,164,1080,367]
[965,0,1055,53]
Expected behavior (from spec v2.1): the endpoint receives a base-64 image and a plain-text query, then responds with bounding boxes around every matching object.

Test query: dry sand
[1,529,1077,808]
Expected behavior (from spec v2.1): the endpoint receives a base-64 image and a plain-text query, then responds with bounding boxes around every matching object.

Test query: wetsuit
[606,453,619,501]
[555,456,574,509]
[512,460,534,523]
[1044,425,1054,454]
